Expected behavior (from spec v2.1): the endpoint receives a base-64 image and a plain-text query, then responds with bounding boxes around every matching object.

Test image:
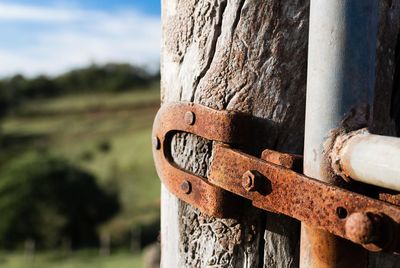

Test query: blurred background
[0,1,161,267]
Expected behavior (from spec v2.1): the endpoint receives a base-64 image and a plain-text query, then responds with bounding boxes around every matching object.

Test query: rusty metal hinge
[152,102,400,254]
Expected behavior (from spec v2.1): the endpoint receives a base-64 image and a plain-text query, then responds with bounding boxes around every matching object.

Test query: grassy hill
[0,250,142,268]
[0,84,161,267]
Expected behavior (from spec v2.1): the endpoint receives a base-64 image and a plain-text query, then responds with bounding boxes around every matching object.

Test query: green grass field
[0,250,142,268]
[1,86,161,267]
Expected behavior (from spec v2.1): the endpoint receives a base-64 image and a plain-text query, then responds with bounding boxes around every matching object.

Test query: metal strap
[152,103,400,253]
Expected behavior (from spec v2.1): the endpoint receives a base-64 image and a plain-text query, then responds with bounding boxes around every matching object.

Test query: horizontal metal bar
[209,144,400,253]
[333,130,400,192]
[153,102,400,253]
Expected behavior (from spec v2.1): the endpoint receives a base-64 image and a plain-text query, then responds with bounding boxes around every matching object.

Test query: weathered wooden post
[158,1,400,267]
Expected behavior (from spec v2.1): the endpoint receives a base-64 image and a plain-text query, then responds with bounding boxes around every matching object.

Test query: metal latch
[152,103,400,254]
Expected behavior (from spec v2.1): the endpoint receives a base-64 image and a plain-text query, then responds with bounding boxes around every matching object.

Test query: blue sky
[9,0,161,15]
[0,0,161,77]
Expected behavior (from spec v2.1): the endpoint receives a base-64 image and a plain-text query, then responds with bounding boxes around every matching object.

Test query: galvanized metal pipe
[333,131,400,192]
[302,1,378,267]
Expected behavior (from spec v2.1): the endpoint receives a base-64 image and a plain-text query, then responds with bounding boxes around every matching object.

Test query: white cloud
[0,3,82,22]
[0,3,161,77]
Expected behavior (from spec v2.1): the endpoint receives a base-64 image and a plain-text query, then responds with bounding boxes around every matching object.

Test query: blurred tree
[0,81,9,117]
[55,63,155,93]
[0,63,159,118]
[0,75,26,116]
[21,75,60,99]
[0,152,120,249]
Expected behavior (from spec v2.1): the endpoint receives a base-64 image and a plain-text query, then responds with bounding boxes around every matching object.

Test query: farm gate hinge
[152,102,400,254]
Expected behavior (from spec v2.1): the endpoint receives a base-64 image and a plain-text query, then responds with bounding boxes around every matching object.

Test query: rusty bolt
[153,136,161,150]
[184,111,196,125]
[345,212,381,245]
[181,180,192,194]
[242,170,258,192]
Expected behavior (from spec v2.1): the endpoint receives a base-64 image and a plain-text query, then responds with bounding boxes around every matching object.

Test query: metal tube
[334,131,400,192]
[302,1,378,267]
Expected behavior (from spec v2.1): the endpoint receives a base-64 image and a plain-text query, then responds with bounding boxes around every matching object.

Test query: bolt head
[181,180,192,194]
[153,136,161,150]
[345,212,380,244]
[242,170,257,192]
[184,111,195,125]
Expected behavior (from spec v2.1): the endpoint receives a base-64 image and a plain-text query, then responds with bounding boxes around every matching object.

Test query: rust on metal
[208,144,400,253]
[242,170,259,192]
[379,192,400,207]
[152,102,251,218]
[180,180,192,194]
[153,102,400,253]
[345,212,380,245]
[261,149,303,171]
[184,111,196,125]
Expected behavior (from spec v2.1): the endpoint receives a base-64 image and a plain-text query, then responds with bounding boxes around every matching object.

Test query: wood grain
[160,0,400,267]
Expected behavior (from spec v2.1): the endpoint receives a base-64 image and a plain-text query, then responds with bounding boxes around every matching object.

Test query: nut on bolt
[242,170,259,192]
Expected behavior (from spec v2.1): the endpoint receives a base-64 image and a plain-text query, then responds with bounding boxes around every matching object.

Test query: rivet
[345,212,381,244]
[184,111,196,125]
[153,136,161,150]
[181,180,192,194]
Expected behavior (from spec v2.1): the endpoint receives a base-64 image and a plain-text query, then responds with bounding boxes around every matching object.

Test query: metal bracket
[152,102,400,253]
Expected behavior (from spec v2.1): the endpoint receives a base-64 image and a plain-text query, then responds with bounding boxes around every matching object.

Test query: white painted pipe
[302,1,378,267]
[304,0,378,183]
[333,130,400,192]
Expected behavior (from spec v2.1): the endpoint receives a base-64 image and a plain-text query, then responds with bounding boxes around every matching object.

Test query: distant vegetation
[0,63,159,116]
[0,63,160,267]
[0,152,119,249]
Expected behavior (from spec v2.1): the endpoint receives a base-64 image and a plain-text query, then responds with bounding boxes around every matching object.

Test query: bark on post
[159,0,400,267]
